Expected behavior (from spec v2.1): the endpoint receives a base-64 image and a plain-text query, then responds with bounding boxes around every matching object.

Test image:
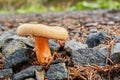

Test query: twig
[69,67,87,80]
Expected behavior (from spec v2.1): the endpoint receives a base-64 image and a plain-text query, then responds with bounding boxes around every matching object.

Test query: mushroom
[16,24,68,64]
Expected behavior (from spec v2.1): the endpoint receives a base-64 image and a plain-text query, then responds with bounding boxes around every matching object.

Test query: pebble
[2,39,26,57]
[86,32,107,48]
[47,63,68,80]
[0,30,16,48]
[13,65,42,80]
[4,48,34,71]
[8,35,34,48]
[49,39,60,52]
[71,48,106,66]
[110,43,120,63]
[0,69,13,78]
[65,39,87,53]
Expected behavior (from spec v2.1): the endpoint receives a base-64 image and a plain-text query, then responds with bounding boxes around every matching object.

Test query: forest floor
[0,9,120,80]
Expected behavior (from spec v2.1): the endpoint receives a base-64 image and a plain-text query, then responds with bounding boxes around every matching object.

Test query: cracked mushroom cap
[16,24,69,40]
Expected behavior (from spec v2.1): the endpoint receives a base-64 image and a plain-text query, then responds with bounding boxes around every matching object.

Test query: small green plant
[0,0,120,13]
[69,0,120,11]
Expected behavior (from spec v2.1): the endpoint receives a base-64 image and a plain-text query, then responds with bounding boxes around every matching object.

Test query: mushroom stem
[34,36,51,64]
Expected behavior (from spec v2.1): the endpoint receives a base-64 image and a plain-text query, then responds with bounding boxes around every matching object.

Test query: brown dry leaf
[105,39,115,65]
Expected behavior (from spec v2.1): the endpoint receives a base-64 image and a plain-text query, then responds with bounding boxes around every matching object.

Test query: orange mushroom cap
[17,24,69,40]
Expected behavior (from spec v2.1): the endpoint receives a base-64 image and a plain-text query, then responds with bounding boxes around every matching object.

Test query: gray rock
[84,22,98,27]
[0,24,5,31]
[100,21,115,25]
[4,48,34,70]
[112,43,120,54]
[71,48,106,66]
[49,39,60,52]
[8,35,34,48]
[13,65,42,80]
[114,76,120,80]
[2,39,26,57]
[98,47,107,57]
[110,43,120,63]
[89,28,98,33]
[86,32,107,48]
[65,39,87,53]
[0,69,13,78]
[35,70,44,80]
[47,63,68,80]
[114,35,120,41]
[51,58,62,64]
[0,30,16,47]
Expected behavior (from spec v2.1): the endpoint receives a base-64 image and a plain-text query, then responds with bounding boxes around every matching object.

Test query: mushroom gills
[34,36,51,64]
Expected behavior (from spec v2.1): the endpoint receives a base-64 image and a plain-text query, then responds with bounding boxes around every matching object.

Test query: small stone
[89,28,98,33]
[114,35,120,42]
[113,76,120,80]
[113,77,119,80]
[85,22,98,27]
[86,32,107,48]
[47,63,68,80]
[13,65,42,80]
[4,48,34,70]
[35,70,44,80]
[0,24,5,31]
[65,39,87,53]
[49,39,60,52]
[51,58,62,64]
[98,47,107,57]
[2,39,26,57]
[107,21,115,25]
[0,30,16,48]
[100,21,115,25]
[110,43,120,63]
[112,43,120,54]
[71,48,106,66]
[0,69,13,78]
[8,35,34,48]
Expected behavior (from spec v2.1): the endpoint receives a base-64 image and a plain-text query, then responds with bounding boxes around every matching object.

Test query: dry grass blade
[96,64,120,72]
[69,67,87,80]
[105,39,115,65]
[68,63,120,80]
[46,51,60,68]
